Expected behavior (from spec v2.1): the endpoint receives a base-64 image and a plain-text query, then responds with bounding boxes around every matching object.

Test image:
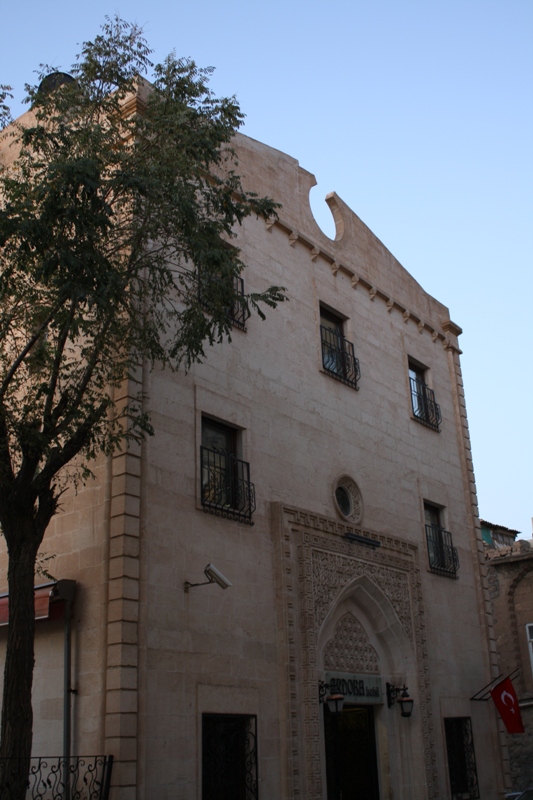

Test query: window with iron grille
[424,504,459,578]
[202,713,258,800]
[409,361,441,431]
[320,308,360,390]
[444,717,480,799]
[198,269,248,330]
[200,418,255,525]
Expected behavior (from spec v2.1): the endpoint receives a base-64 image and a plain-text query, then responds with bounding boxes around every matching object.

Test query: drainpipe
[56,580,76,800]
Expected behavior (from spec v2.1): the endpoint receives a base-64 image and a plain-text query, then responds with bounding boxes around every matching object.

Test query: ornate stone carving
[334,476,363,525]
[276,504,439,800]
[324,612,379,673]
[312,549,413,644]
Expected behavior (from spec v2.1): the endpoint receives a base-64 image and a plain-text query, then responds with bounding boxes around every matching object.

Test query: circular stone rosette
[333,476,363,524]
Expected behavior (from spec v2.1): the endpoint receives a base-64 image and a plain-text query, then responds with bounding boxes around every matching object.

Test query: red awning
[0,584,55,627]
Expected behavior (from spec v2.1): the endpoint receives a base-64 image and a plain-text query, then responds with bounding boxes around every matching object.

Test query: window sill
[410,414,441,432]
[320,368,360,391]
[198,500,255,526]
[427,566,459,580]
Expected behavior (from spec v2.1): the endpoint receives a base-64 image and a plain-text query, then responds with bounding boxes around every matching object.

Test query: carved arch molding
[276,505,438,800]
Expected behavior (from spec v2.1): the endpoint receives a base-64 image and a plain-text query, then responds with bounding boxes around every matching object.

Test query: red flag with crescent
[490,677,524,733]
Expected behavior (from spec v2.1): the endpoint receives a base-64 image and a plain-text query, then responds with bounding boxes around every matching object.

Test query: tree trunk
[0,517,40,800]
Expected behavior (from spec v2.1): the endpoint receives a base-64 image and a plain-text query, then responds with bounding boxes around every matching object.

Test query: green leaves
[0,86,12,131]
[0,16,285,533]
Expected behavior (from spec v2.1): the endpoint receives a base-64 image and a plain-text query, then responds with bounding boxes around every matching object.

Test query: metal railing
[444,717,480,799]
[229,276,247,330]
[198,274,248,330]
[201,446,256,525]
[202,714,258,800]
[410,377,441,431]
[426,524,459,578]
[0,755,113,800]
[320,326,360,390]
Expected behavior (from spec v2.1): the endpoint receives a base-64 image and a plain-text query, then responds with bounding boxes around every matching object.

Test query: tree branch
[36,399,110,490]
[0,298,66,401]
[42,297,78,432]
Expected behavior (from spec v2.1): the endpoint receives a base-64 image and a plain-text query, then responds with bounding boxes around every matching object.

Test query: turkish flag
[490,677,525,734]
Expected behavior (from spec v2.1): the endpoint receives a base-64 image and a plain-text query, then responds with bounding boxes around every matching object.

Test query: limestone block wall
[0,127,507,799]
[133,134,505,798]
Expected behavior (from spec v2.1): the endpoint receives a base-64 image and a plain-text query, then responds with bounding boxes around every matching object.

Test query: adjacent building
[0,128,509,798]
[483,521,533,792]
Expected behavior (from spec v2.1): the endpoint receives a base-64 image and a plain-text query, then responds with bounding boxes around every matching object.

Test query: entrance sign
[325,672,383,705]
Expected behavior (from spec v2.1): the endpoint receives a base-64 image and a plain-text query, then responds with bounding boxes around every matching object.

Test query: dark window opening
[202,713,258,800]
[424,503,459,578]
[200,418,255,525]
[444,717,480,799]
[198,266,248,331]
[409,362,441,431]
[335,486,352,517]
[320,309,360,390]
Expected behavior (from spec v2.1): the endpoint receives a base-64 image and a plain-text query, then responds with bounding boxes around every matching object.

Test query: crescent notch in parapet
[325,192,345,242]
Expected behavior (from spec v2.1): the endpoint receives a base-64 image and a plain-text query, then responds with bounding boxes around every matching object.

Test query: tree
[0,18,284,797]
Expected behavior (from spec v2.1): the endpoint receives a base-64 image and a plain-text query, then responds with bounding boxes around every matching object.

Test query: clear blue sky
[2,1,532,537]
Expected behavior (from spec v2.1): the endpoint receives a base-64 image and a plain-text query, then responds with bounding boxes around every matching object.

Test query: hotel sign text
[325,671,383,705]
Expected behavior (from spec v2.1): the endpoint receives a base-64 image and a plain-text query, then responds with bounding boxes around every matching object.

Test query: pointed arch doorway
[317,574,418,800]
[321,610,382,799]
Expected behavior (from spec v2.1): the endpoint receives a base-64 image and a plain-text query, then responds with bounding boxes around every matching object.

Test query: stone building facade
[0,128,509,798]
[484,522,533,792]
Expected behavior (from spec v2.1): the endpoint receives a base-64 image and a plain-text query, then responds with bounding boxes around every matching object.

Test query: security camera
[184,563,233,593]
[204,564,232,590]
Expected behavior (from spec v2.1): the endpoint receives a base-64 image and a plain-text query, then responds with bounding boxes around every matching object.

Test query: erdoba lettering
[330,678,378,697]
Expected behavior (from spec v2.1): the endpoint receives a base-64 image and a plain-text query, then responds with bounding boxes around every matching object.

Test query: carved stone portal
[323,612,380,674]
[276,505,438,800]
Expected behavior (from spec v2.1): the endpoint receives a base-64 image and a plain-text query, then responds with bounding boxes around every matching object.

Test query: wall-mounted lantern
[386,682,414,718]
[318,680,345,714]
[325,693,345,715]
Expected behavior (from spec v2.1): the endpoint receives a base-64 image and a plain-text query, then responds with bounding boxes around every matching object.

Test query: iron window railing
[202,714,258,800]
[444,717,480,799]
[198,273,248,330]
[228,276,247,330]
[409,377,441,431]
[426,524,459,578]
[320,326,360,390]
[0,755,113,800]
[200,446,256,525]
